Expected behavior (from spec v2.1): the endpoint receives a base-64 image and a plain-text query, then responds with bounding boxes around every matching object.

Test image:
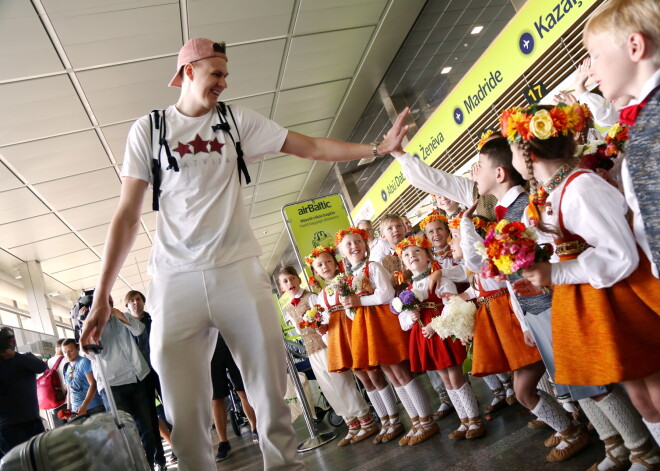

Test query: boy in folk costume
[504,103,660,470]
[278,264,376,447]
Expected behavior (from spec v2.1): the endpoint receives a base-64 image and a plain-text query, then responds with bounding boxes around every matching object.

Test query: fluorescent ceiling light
[441,67,452,74]
[471,26,483,35]
[47,291,60,297]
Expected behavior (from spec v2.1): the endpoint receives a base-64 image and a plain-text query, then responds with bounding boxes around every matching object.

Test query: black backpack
[148,101,250,210]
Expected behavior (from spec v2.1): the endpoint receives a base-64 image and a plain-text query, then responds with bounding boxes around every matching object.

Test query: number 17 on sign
[524,83,548,105]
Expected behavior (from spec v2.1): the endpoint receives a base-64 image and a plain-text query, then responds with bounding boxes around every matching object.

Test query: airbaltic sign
[350,0,598,221]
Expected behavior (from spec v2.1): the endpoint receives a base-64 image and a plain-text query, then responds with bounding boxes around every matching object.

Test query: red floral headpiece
[334,227,369,247]
[449,213,492,235]
[419,210,449,231]
[500,103,592,143]
[477,129,495,150]
[304,246,336,266]
[395,235,433,256]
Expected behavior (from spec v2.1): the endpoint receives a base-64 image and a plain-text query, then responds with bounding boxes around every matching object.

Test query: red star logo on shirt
[173,141,191,158]
[188,134,209,154]
[209,138,225,154]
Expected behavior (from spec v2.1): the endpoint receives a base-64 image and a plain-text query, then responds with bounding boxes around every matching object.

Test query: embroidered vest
[505,192,554,315]
[285,291,326,355]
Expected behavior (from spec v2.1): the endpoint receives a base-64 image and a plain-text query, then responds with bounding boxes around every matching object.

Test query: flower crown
[500,103,592,143]
[477,129,496,150]
[304,246,336,266]
[334,227,369,247]
[579,122,629,171]
[419,210,449,231]
[395,235,433,256]
[449,213,492,233]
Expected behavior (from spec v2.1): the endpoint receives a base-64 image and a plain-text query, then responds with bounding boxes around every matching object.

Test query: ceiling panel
[1,130,111,184]
[250,213,284,230]
[273,79,349,127]
[77,57,180,125]
[34,168,120,211]
[0,188,50,225]
[40,249,100,274]
[255,174,307,201]
[59,197,120,231]
[102,121,134,164]
[126,247,152,264]
[188,0,294,44]
[288,118,333,137]
[9,233,87,262]
[282,27,374,89]
[0,163,24,192]
[0,213,72,248]
[141,212,158,233]
[251,192,299,218]
[0,0,64,82]
[227,93,274,120]
[53,260,102,284]
[43,0,182,68]
[220,40,286,101]
[295,0,386,35]
[0,75,91,147]
[259,156,313,184]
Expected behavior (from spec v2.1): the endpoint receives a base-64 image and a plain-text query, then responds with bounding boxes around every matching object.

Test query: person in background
[400,216,414,237]
[61,339,105,418]
[47,338,68,427]
[210,335,258,462]
[125,290,169,470]
[0,327,47,458]
[357,219,390,263]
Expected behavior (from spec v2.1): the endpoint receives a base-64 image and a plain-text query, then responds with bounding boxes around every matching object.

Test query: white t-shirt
[121,104,288,275]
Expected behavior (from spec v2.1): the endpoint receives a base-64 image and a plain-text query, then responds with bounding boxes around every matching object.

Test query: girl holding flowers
[307,246,391,445]
[396,235,487,441]
[420,210,467,284]
[278,264,376,447]
[335,227,433,446]
[506,103,660,469]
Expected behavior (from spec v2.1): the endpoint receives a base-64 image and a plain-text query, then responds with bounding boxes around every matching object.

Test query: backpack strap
[53,355,64,371]
[150,109,180,211]
[214,102,251,185]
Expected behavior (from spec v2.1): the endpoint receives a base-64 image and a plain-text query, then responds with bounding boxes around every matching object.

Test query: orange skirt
[351,304,410,371]
[472,290,542,377]
[552,254,660,385]
[327,311,354,373]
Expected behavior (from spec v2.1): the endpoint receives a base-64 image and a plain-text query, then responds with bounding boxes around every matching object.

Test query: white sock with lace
[598,388,650,450]
[394,385,417,420]
[404,378,432,419]
[482,375,505,405]
[446,388,468,432]
[366,389,387,420]
[455,383,480,420]
[643,418,660,447]
[531,390,570,434]
[579,398,628,470]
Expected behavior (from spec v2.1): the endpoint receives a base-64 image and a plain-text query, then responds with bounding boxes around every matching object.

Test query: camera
[70,289,94,341]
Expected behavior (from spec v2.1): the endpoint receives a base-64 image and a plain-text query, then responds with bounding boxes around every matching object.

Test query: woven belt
[556,240,589,258]
[328,305,344,313]
[419,302,437,309]
[476,288,507,306]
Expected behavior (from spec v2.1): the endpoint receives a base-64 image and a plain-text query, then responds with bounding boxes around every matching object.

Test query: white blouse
[398,276,457,331]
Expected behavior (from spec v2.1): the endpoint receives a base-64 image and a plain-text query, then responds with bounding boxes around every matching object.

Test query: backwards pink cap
[168,38,228,87]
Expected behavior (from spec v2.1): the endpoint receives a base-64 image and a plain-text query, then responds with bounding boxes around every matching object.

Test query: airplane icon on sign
[519,32,534,55]
[522,39,530,50]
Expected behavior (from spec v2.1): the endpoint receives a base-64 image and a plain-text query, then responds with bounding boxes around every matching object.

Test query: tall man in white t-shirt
[80,38,409,471]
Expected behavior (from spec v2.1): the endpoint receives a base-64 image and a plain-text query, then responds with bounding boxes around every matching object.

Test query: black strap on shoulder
[150,109,180,211]
[214,102,251,185]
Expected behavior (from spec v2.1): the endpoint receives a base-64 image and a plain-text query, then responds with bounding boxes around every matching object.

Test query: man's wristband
[370,141,381,157]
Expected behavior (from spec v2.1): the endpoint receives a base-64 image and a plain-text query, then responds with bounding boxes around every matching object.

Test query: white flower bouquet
[429,296,477,345]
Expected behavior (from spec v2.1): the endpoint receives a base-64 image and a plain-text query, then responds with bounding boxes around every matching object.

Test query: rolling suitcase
[1,345,150,471]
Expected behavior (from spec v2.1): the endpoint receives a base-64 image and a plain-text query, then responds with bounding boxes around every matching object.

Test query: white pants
[309,349,370,420]
[149,257,303,471]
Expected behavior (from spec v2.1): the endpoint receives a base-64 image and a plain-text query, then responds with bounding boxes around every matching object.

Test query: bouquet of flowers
[299,304,324,330]
[389,289,428,327]
[429,296,476,345]
[326,273,356,315]
[475,219,552,280]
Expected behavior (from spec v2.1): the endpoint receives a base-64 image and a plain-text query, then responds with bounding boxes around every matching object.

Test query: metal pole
[283,338,337,452]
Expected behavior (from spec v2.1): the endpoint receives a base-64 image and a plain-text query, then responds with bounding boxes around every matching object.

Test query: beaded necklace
[412,269,431,283]
[432,245,452,260]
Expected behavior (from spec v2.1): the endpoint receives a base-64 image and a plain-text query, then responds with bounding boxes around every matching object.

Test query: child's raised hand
[464,199,479,219]
[408,309,421,322]
[521,263,552,287]
[340,295,361,309]
[318,324,329,335]
[427,269,443,291]
[422,324,436,339]
[512,278,546,296]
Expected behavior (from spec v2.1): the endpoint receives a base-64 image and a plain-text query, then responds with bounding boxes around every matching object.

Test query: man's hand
[523,330,537,347]
[381,107,410,157]
[79,300,111,346]
[522,263,553,287]
[340,295,362,309]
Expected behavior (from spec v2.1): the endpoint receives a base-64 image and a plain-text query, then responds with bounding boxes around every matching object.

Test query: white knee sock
[597,388,650,450]
[537,372,555,397]
[378,385,399,417]
[643,418,660,447]
[579,398,618,441]
[394,385,417,420]
[446,388,467,419]
[404,378,431,418]
[482,374,502,391]
[366,389,387,419]
[530,390,570,434]
[496,373,510,383]
[455,382,480,419]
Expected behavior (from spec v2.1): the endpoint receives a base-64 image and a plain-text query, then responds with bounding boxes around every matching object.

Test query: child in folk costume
[308,247,391,445]
[506,104,660,470]
[585,1,660,450]
[278,265,377,447]
[448,209,546,419]
[335,227,435,446]
[396,236,486,441]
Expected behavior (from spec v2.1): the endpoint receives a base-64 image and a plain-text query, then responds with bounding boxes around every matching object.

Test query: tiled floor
[166,375,605,470]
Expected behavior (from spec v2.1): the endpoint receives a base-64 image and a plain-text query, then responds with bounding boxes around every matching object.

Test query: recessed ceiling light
[262,231,268,235]
[471,26,483,35]
[441,67,452,74]
[47,291,60,297]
